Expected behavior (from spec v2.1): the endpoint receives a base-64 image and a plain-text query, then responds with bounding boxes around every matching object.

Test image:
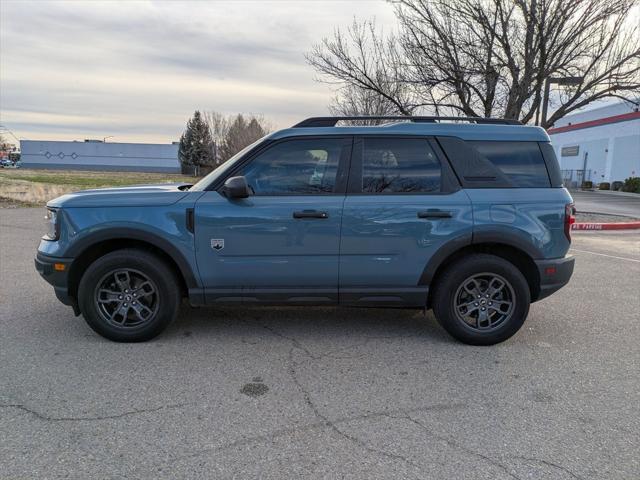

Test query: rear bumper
[35,252,79,313]
[534,255,575,301]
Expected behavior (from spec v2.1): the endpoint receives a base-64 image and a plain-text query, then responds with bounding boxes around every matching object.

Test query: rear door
[194,136,352,304]
[339,136,473,306]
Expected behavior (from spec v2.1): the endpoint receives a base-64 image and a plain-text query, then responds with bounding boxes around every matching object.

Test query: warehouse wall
[20,140,180,173]
[549,106,640,184]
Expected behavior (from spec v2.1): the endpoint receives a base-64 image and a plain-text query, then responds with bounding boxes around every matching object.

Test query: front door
[195,136,352,304]
[339,136,472,306]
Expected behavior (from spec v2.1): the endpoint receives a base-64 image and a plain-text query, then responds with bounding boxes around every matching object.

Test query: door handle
[417,209,452,219]
[293,210,329,219]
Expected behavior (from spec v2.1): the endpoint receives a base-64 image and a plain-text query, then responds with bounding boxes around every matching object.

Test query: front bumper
[35,252,79,314]
[534,255,575,301]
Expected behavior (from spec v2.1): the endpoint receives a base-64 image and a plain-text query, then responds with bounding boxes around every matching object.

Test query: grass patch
[0,169,201,206]
[0,196,40,208]
[0,169,197,188]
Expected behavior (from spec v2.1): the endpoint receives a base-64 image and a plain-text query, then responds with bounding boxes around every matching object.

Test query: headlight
[44,208,59,240]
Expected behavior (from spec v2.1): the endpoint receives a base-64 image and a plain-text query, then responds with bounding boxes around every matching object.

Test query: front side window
[469,141,550,187]
[241,138,344,195]
[361,138,441,193]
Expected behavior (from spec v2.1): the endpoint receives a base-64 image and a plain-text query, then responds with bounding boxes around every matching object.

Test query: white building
[548,101,640,187]
[20,140,180,173]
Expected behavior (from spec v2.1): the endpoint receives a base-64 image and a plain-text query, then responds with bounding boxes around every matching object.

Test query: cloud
[0,0,396,143]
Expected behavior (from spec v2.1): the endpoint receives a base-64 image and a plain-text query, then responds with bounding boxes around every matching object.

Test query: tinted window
[469,141,550,187]
[241,138,344,195]
[361,138,441,193]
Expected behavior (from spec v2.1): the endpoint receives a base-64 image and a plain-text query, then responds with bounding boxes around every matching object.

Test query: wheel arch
[66,228,199,302]
[422,241,541,308]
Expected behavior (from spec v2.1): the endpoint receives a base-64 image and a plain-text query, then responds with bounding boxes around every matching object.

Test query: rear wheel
[432,254,530,345]
[78,249,180,342]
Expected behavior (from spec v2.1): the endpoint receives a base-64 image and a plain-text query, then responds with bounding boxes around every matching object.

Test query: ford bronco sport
[35,116,575,345]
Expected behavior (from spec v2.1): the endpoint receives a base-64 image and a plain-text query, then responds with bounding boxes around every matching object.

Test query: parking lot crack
[0,402,186,422]
[285,347,424,471]
[509,456,584,480]
[389,413,522,480]
[258,326,442,472]
[261,324,317,359]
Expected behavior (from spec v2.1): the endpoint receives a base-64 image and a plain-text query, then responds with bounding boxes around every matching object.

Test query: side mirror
[222,176,252,199]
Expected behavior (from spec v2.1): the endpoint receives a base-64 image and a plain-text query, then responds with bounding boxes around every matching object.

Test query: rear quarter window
[360,138,442,193]
[468,141,551,187]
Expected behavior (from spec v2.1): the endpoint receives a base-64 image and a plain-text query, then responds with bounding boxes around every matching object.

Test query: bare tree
[307,0,640,127]
[0,134,12,151]
[219,114,271,163]
[329,84,400,124]
[203,112,271,164]
[203,111,230,163]
[307,20,419,116]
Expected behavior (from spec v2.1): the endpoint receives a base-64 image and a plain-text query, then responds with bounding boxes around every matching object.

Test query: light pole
[540,76,583,127]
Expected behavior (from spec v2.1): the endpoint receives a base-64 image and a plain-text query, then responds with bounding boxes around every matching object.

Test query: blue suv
[35,116,575,345]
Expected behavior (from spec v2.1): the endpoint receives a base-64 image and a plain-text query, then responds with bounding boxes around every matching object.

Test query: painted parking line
[569,248,640,263]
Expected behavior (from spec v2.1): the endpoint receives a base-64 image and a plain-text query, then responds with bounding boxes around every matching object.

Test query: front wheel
[78,249,181,342]
[432,254,531,345]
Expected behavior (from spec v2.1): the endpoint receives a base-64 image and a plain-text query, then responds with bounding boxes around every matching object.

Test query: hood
[47,183,192,208]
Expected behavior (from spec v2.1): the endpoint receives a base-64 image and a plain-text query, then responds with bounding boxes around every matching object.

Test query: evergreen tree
[178,110,215,174]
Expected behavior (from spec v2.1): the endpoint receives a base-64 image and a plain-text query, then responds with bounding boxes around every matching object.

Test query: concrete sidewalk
[588,190,640,198]
[570,190,640,218]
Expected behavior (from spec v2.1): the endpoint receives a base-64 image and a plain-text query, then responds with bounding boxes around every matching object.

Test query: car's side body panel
[194,191,345,304]
[37,191,205,303]
[464,187,573,259]
[339,191,473,305]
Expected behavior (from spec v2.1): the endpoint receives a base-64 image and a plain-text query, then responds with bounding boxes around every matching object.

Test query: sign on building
[561,145,580,157]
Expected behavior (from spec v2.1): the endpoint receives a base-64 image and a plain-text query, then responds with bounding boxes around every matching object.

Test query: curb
[573,222,640,231]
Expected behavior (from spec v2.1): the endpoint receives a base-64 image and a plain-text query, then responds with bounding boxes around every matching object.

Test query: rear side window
[361,138,441,193]
[468,141,550,187]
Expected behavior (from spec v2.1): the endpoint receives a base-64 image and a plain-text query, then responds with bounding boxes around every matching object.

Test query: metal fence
[561,169,593,189]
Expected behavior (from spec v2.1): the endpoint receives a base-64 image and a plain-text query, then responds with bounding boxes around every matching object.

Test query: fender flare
[472,225,544,259]
[418,226,543,286]
[65,227,200,289]
[418,232,472,285]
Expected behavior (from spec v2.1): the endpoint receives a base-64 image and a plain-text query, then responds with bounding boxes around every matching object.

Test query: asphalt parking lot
[1,207,639,479]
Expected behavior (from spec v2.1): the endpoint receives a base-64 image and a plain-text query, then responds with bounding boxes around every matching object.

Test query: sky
[0,0,397,144]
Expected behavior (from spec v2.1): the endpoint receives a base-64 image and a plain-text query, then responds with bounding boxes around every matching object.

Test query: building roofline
[19,139,178,147]
[548,111,640,135]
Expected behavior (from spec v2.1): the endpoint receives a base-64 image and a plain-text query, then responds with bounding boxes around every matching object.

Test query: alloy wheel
[94,268,159,328]
[453,272,516,331]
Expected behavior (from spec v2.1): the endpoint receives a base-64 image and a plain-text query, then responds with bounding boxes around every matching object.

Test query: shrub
[598,182,610,190]
[581,180,593,189]
[621,177,640,193]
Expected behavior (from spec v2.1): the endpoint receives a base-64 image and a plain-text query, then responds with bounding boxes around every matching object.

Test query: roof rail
[292,116,522,128]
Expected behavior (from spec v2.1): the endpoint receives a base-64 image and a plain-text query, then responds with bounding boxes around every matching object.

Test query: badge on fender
[211,239,224,251]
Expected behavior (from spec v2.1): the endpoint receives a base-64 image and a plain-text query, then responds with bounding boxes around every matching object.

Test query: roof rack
[292,116,522,128]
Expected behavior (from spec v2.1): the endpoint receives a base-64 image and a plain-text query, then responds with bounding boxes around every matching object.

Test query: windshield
[189,138,266,191]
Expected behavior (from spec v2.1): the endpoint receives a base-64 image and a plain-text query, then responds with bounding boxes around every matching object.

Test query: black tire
[432,254,530,345]
[77,249,181,342]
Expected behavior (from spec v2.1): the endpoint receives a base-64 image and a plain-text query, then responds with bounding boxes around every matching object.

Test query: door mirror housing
[221,176,252,199]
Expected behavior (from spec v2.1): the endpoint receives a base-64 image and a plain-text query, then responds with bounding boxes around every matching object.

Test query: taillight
[564,203,575,241]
